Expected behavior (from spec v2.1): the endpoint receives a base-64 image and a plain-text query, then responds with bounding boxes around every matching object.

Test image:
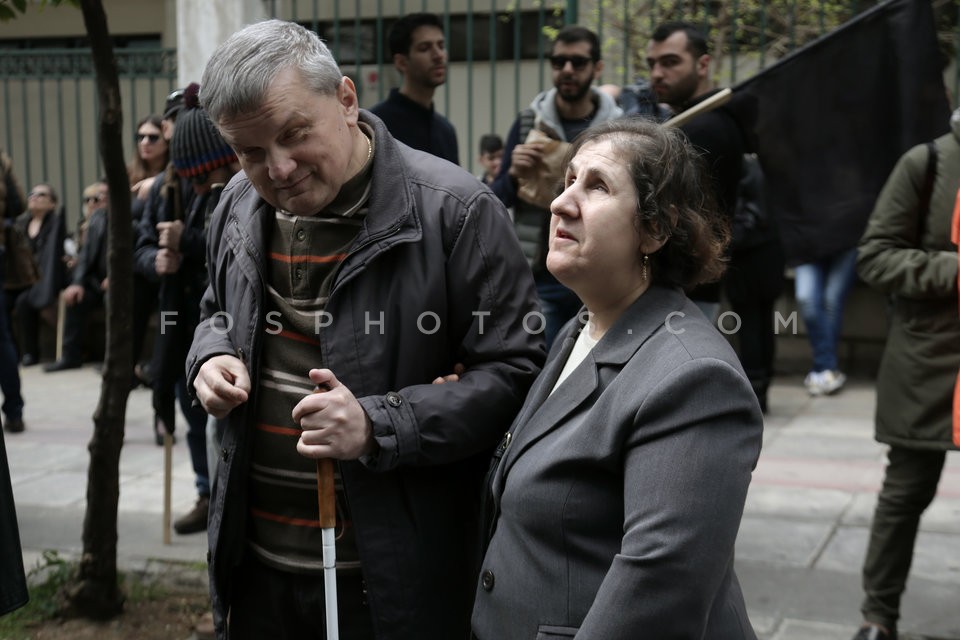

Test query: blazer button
[481,569,495,591]
[386,392,402,408]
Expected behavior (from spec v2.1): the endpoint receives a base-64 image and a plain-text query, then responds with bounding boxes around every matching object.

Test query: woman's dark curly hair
[561,118,729,290]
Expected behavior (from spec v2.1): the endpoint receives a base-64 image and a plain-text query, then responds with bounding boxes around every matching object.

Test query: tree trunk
[63,0,133,620]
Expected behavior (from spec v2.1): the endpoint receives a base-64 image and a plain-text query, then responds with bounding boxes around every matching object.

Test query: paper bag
[517,128,570,209]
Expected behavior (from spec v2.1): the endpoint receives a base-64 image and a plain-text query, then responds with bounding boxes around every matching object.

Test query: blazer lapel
[493,285,692,490]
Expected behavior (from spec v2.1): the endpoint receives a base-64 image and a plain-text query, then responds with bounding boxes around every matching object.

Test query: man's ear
[593,59,604,81]
[338,76,360,122]
[393,53,408,75]
[696,54,711,78]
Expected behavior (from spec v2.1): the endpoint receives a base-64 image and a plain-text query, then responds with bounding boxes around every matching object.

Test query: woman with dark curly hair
[471,119,763,639]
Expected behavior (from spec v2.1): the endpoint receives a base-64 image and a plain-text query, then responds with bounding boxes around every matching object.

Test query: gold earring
[641,254,649,282]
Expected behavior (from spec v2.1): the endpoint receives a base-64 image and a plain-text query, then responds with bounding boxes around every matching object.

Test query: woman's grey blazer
[472,285,763,640]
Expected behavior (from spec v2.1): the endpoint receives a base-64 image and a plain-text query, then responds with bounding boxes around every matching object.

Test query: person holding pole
[137,93,239,536]
[187,19,544,640]
[648,21,785,412]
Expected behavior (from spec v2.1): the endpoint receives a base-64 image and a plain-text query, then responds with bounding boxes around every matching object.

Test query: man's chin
[558,89,590,104]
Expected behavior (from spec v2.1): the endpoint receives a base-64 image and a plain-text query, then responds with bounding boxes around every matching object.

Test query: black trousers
[0,427,27,615]
[860,446,946,630]
[724,239,786,400]
[59,285,103,363]
[230,553,374,640]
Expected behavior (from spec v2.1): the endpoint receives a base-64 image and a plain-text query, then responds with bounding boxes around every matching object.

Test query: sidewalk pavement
[6,364,960,639]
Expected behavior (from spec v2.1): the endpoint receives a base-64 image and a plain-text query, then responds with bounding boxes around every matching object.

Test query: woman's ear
[640,234,667,256]
[638,204,676,255]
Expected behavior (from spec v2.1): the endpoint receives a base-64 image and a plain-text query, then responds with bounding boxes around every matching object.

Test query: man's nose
[267,151,296,182]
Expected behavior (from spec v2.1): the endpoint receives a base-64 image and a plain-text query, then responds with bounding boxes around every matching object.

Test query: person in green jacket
[853,107,960,640]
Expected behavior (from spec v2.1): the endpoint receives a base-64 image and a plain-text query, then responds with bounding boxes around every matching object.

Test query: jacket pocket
[536,624,578,639]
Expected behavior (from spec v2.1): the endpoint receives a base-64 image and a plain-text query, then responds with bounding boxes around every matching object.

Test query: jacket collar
[224,110,422,280]
[496,284,690,484]
[357,109,421,245]
[529,87,624,142]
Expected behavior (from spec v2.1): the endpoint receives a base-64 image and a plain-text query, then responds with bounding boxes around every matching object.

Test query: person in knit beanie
[136,91,239,540]
[170,94,237,191]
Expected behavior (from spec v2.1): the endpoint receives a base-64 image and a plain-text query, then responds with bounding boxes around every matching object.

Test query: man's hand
[293,369,376,460]
[432,362,465,384]
[62,284,84,306]
[155,247,181,275]
[156,220,184,251]
[508,142,545,180]
[194,355,252,419]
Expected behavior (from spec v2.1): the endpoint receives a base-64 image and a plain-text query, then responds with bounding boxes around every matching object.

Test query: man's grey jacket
[186,111,545,639]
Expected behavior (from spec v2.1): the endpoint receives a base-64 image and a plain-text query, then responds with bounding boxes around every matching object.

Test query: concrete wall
[0,0,167,39]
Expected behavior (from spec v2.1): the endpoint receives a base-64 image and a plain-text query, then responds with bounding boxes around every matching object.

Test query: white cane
[205,414,219,486]
[313,385,339,639]
[317,457,339,639]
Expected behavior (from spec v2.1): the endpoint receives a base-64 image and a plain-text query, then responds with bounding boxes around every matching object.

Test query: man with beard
[648,21,785,411]
[490,25,622,347]
[370,13,459,164]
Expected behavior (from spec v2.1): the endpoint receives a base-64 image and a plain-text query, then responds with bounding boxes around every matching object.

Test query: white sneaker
[819,370,847,395]
[804,370,847,396]
[804,371,826,396]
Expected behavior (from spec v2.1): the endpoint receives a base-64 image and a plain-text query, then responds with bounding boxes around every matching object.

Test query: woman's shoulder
[642,304,745,375]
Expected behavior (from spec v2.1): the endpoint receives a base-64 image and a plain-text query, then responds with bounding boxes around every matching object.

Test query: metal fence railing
[0,0,954,228]
[0,48,176,220]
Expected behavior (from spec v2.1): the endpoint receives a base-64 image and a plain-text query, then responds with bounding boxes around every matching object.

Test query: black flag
[726,0,950,266]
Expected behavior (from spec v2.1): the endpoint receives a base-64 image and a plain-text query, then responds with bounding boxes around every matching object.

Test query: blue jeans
[794,248,858,372]
[175,375,210,497]
[0,289,23,421]
[535,276,581,349]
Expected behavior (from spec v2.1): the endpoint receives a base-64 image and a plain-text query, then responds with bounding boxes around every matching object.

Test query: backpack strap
[518,107,536,144]
[916,140,937,241]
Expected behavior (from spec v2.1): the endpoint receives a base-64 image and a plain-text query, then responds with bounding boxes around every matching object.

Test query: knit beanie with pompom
[170,88,236,181]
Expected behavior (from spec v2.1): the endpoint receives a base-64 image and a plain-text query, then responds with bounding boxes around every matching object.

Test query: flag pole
[663,88,732,129]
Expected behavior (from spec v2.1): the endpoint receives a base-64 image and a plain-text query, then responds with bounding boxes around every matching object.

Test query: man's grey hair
[201,20,343,125]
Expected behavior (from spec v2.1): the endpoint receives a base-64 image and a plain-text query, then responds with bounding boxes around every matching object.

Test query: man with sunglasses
[12,184,65,367]
[44,181,110,373]
[490,25,622,348]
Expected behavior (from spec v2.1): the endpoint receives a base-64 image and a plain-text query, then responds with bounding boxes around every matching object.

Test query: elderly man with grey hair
[187,19,544,640]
